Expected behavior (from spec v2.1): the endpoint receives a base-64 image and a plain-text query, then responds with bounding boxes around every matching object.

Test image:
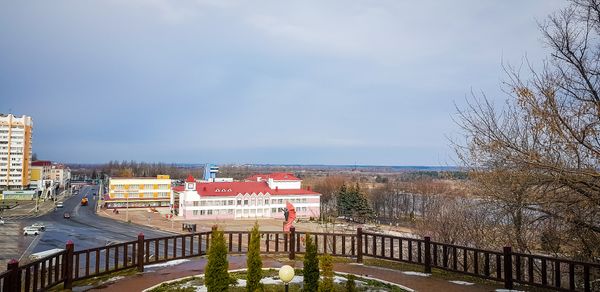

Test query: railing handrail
[2,228,599,292]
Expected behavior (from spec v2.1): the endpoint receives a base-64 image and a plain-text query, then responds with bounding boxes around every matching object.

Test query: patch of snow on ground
[402,271,431,277]
[144,259,190,269]
[106,276,124,282]
[449,280,474,285]
[333,275,348,284]
[195,286,207,292]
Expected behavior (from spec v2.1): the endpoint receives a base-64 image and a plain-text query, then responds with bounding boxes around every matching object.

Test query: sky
[0,0,566,166]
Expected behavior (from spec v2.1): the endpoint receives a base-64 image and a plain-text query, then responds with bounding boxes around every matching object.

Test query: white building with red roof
[174,172,320,220]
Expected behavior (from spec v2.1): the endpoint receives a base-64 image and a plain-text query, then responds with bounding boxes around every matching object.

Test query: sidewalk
[88,255,502,292]
[1,189,70,220]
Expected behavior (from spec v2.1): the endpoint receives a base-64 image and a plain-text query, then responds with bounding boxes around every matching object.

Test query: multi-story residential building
[106,175,172,208]
[50,163,71,188]
[0,114,33,190]
[175,173,320,220]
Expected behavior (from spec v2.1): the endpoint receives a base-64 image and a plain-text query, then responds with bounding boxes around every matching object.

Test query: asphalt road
[12,185,174,262]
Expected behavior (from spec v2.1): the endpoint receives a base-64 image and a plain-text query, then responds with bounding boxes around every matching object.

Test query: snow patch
[145,259,190,269]
[449,280,474,285]
[402,271,431,277]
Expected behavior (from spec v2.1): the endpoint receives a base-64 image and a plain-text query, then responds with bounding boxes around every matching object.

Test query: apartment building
[106,175,173,208]
[0,114,33,190]
[50,163,71,188]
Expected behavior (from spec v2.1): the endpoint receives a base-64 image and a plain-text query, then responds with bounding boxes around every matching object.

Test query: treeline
[69,161,204,180]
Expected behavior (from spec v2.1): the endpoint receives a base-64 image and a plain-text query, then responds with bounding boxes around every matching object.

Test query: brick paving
[89,255,502,292]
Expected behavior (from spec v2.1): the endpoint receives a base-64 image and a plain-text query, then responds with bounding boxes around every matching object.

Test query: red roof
[246,172,301,182]
[32,160,52,166]
[185,175,195,183]
[173,181,319,197]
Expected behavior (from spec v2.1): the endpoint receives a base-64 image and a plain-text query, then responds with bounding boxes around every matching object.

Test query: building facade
[0,114,33,190]
[175,173,320,220]
[30,160,52,190]
[106,175,173,208]
[50,163,71,188]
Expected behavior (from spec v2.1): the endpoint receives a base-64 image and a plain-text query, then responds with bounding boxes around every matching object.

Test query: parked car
[31,223,45,231]
[0,219,4,225]
[56,202,64,208]
[23,227,40,236]
[63,212,71,219]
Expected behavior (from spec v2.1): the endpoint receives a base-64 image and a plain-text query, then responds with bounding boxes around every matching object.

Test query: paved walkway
[88,255,502,292]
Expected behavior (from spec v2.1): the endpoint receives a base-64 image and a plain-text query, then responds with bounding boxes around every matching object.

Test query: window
[193,210,199,215]
[200,210,206,215]
[244,199,248,206]
[207,210,213,215]
[228,200,234,205]
[193,201,199,207]
[237,199,242,206]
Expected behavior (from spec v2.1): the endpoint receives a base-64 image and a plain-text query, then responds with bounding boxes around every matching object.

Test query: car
[63,212,71,219]
[23,227,39,236]
[31,223,45,231]
[56,202,64,208]
[0,219,4,225]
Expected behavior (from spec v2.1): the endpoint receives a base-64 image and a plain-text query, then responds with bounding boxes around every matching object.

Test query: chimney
[203,186,207,191]
[275,186,279,191]
[307,186,311,191]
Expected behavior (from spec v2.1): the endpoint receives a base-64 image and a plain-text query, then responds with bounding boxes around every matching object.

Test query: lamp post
[279,265,295,292]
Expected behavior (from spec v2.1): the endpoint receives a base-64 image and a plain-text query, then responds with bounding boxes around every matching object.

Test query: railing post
[289,227,296,260]
[424,236,431,273]
[356,228,363,263]
[503,246,513,289]
[137,233,145,272]
[64,240,74,289]
[4,259,20,292]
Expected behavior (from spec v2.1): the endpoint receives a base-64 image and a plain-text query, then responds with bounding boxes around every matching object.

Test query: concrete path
[88,255,502,292]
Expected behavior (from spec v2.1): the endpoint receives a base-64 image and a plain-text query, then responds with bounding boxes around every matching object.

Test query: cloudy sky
[0,1,565,165]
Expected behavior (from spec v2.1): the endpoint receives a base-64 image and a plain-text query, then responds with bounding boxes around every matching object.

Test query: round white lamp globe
[279,265,295,283]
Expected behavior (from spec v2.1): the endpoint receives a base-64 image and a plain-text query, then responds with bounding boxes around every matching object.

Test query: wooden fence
[1,227,599,291]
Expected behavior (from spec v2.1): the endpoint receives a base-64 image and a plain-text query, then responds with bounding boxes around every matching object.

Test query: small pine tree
[205,227,230,292]
[345,274,357,292]
[246,221,263,292]
[303,234,320,292]
[318,253,334,292]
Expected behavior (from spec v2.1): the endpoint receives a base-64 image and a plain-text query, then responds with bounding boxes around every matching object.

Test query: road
[0,185,174,267]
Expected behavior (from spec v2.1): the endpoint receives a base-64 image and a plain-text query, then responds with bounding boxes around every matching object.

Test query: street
[0,185,174,268]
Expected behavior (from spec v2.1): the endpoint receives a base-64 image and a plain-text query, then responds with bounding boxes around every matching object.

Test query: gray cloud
[0,0,566,165]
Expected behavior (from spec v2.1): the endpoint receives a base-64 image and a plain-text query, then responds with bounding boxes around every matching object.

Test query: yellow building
[107,175,172,208]
[0,114,33,190]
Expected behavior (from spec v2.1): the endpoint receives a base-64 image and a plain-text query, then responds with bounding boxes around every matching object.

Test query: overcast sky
[0,1,566,166]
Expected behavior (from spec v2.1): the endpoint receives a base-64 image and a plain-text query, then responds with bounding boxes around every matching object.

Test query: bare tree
[455,0,600,259]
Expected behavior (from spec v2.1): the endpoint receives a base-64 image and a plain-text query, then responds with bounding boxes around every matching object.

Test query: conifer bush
[318,253,334,292]
[246,221,263,292]
[303,234,319,292]
[345,274,357,292]
[205,226,230,292]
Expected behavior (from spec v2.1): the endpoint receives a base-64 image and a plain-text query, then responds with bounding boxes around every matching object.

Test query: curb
[141,266,415,292]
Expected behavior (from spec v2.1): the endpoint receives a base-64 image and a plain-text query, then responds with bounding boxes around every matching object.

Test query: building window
[193,201,199,207]
[237,199,241,206]
[193,210,199,215]
[244,199,248,206]
[207,210,213,215]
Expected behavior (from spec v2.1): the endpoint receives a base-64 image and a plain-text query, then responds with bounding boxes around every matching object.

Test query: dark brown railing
[1,227,599,292]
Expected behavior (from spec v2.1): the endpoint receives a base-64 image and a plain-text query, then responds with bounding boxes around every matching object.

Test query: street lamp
[279,265,295,292]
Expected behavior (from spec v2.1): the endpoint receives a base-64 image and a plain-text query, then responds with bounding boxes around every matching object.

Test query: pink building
[175,173,320,220]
